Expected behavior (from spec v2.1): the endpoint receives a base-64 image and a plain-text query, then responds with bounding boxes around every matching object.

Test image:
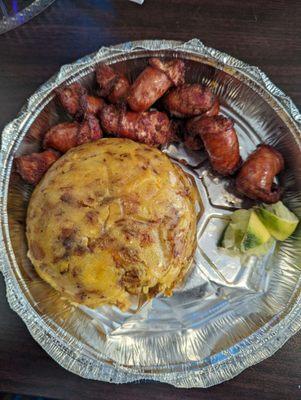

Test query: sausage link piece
[183,131,203,151]
[100,104,173,146]
[43,116,102,153]
[43,122,79,152]
[186,115,240,175]
[236,144,284,203]
[127,58,185,112]
[77,115,103,145]
[80,93,105,116]
[15,149,60,185]
[164,83,218,118]
[96,64,130,104]
[56,82,104,117]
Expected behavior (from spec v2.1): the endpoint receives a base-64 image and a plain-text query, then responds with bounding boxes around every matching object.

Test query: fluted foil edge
[0,39,300,388]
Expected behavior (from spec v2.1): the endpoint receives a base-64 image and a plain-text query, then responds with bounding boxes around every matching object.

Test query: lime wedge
[221,209,273,257]
[256,201,299,241]
[241,211,271,253]
[221,209,249,250]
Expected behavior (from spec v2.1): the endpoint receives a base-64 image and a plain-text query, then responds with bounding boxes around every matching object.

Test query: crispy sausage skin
[56,82,105,117]
[56,82,82,116]
[43,122,79,152]
[96,64,130,104]
[204,97,220,117]
[127,58,185,113]
[43,116,102,153]
[186,115,240,175]
[77,115,103,145]
[15,149,60,185]
[100,104,173,146]
[164,83,219,118]
[80,93,105,116]
[183,130,203,151]
[236,145,284,203]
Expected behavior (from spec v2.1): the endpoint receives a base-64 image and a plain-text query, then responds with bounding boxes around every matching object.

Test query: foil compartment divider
[1,39,301,387]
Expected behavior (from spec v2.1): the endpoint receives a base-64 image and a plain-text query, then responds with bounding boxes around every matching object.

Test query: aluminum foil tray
[0,39,301,388]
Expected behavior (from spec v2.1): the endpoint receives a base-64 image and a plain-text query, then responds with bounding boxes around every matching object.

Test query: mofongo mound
[27,138,197,310]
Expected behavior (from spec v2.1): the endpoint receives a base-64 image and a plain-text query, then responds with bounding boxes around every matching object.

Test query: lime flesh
[256,201,299,241]
[241,211,271,252]
[221,210,249,250]
[221,209,272,257]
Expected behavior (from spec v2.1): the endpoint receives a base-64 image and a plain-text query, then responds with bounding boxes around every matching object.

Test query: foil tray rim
[0,39,300,388]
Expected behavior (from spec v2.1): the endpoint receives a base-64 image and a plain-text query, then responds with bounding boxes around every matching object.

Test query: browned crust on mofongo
[26,138,197,310]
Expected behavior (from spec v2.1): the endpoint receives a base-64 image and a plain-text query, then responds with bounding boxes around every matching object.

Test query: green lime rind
[242,237,274,257]
[240,211,271,252]
[241,231,263,250]
[220,209,272,257]
[256,201,299,241]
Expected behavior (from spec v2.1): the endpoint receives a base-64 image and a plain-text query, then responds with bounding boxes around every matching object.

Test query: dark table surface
[0,1,300,399]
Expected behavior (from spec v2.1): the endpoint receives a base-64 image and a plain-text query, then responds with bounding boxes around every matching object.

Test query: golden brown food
[15,149,60,185]
[43,115,102,153]
[100,104,173,146]
[184,131,203,151]
[127,58,185,112]
[186,115,240,175]
[27,138,197,310]
[80,93,105,116]
[164,83,218,118]
[204,97,220,117]
[96,64,130,104]
[56,82,105,118]
[236,144,284,203]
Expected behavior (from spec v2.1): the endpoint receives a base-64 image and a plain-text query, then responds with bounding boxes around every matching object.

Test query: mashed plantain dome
[27,138,197,310]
